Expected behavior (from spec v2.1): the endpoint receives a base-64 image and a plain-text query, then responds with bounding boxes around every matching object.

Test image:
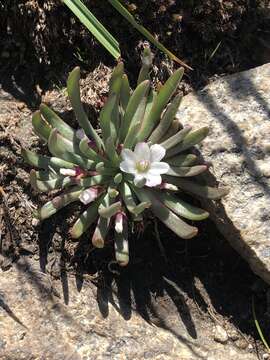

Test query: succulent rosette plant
[22,49,227,266]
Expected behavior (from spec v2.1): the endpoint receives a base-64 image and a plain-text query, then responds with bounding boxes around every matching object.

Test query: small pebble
[262,353,270,359]
[213,325,228,344]
[235,338,248,349]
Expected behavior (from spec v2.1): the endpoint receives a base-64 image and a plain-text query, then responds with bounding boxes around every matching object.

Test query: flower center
[136,160,150,173]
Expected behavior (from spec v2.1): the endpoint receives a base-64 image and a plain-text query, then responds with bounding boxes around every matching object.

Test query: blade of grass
[108,0,192,70]
[63,0,121,59]
[252,295,270,352]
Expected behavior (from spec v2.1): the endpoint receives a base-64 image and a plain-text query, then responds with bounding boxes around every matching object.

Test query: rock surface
[0,258,258,360]
[177,63,270,284]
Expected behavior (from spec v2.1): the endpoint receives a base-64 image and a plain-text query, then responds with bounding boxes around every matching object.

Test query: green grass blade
[252,295,270,352]
[63,0,120,59]
[108,0,192,69]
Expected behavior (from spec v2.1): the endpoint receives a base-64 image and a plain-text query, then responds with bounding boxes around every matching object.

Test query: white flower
[79,187,99,205]
[120,142,169,187]
[59,168,76,177]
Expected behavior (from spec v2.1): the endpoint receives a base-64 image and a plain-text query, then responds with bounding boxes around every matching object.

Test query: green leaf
[148,94,182,144]
[120,74,131,111]
[114,222,129,266]
[32,110,52,141]
[114,173,123,184]
[22,149,76,170]
[92,194,111,248]
[30,170,73,193]
[159,119,181,142]
[137,68,184,141]
[120,80,150,144]
[108,0,192,69]
[40,103,75,141]
[163,176,229,200]
[123,80,150,149]
[48,129,95,169]
[137,47,153,85]
[104,137,120,165]
[70,195,104,239]
[98,200,122,218]
[160,126,192,150]
[167,165,207,177]
[99,93,118,142]
[34,170,58,181]
[67,67,103,150]
[166,127,209,158]
[166,154,197,167]
[133,187,198,239]
[154,191,209,221]
[63,0,120,59]
[120,182,150,215]
[79,137,106,163]
[36,186,83,220]
[78,175,110,187]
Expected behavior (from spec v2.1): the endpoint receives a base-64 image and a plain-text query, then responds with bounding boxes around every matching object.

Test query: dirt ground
[1,0,270,358]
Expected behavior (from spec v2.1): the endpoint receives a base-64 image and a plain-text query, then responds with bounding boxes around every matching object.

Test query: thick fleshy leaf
[109,62,124,95]
[120,80,150,143]
[137,47,153,85]
[22,149,76,170]
[70,195,105,239]
[133,187,198,239]
[154,191,209,221]
[34,170,58,181]
[148,94,182,144]
[78,175,110,187]
[79,137,106,163]
[35,186,83,220]
[114,173,123,184]
[40,103,75,141]
[92,194,111,248]
[120,74,131,111]
[166,127,209,158]
[159,119,182,143]
[160,126,192,150]
[48,129,95,169]
[30,170,73,193]
[32,110,52,141]
[114,222,129,266]
[108,63,124,137]
[98,201,122,218]
[67,67,103,150]
[137,68,184,142]
[104,137,119,165]
[120,182,149,215]
[166,165,207,177]
[163,176,229,200]
[99,93,118,142]
[166,154,197,167]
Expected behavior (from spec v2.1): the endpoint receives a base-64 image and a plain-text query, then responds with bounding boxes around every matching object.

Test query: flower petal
[145,174,162,187]
[120,160,136,174]
[150,144,166,162]
[121,148,136,163]
[134,174,146,187]
[134,142,150,161]
[149,162,170,175]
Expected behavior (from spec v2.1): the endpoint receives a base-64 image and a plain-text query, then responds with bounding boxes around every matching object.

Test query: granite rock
[0,258,258,360]
[177,63,270,284]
